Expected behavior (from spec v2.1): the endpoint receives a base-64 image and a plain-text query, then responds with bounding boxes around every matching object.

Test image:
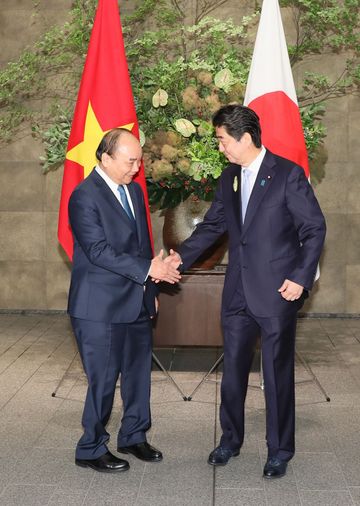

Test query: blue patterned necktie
[241,168,251,223]
[117,185,135,221]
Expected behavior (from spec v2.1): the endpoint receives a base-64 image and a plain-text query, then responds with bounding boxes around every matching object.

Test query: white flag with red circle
[244,0,309,177]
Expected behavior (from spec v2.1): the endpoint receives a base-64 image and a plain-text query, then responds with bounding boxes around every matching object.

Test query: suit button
[242,265,247,269]
[241,240,247,246]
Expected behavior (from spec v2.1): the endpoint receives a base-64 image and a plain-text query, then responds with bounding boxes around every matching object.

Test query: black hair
[212,104,262,148]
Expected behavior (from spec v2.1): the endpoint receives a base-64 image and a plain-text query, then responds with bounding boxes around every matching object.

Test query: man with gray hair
[68,128,180,473]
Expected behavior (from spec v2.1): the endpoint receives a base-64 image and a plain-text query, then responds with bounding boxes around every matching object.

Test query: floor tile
[140,457,213,504]
[0,484,55,506]
[136,492,213,506]
[10,448,73,486]
[265,486,301,506]
[349,487,360,505]
[215,450,263,490]
[299,489,353,505]
[292,452,347,490]
[47,490,86,506]
[215,488,265,506]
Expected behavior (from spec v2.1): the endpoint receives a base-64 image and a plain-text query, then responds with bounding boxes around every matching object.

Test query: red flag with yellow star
[58,0,152,259]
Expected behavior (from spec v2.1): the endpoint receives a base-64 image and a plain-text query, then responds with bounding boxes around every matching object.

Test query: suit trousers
[71,312,152,460]
[220,307,297,462]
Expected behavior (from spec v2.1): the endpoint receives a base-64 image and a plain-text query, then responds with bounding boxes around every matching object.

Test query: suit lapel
[228,165,242,233]
[91,170,138,233]
[127,182,143,243]
[241,152,276,237]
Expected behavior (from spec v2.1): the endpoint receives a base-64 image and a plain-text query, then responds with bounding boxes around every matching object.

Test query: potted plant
[130,15,257,267]
[142,64,244,267]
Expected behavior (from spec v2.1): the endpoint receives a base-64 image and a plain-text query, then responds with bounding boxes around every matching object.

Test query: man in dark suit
[171,105,326,478]
[68,128,181,473]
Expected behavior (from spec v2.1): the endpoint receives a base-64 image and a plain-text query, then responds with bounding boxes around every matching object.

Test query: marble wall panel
[0,261,47,309]
[346,265,360,314]
[0,212,45,261]
[46,261,71,310]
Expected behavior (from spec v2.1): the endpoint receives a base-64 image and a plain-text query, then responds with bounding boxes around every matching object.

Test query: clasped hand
[278,279,304,301]
[149,249,182,284]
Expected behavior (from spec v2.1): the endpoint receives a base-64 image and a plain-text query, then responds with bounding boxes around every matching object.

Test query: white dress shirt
[95,165,135,218]
[241,145,267,196]
[95,165,152,282]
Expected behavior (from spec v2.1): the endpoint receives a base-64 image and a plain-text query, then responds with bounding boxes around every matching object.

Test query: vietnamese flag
[58,0,152,260]
[244,0,309,177]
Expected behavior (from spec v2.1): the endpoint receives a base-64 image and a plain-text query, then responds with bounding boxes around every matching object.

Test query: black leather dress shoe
[75,450,129,473]
[208,446,240,466]
[117,442,163,462]
[263,457,288,479]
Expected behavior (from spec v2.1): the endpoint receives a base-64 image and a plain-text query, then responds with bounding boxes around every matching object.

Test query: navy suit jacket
[179,150,326,318]
[67,169,157,323]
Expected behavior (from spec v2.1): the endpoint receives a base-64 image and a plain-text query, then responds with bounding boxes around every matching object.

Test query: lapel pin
[260,179,266,187]
[233,176,238,192]
[267,175,271,179]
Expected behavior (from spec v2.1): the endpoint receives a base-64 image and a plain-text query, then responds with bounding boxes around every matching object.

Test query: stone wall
[0,0,359,314]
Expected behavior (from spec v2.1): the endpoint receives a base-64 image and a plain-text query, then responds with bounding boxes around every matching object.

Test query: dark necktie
[117,185,135,221]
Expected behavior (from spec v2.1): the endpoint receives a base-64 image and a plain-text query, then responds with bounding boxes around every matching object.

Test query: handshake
[149,249,182,284]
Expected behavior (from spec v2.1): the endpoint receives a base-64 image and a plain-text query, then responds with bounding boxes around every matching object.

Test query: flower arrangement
[129,16,326,209]
[143,68,248,208]
[128,16,256,209]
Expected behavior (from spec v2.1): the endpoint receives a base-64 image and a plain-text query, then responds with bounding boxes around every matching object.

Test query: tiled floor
[0,314,359,505]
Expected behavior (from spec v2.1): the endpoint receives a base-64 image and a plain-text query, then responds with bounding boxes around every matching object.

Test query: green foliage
[300,103,327,185]
[147,173,217,209]
[300,103,326,155]
[123,0,180,29]
[126,13,255,152]
[280,0,360,59]
[280,0,360,109]
[186,135,226,180]
[0,0,97,156]
[34,109,72,173]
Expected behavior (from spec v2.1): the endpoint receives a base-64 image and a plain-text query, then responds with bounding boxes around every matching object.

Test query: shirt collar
[243,146,267,175]
[95,164,120,193]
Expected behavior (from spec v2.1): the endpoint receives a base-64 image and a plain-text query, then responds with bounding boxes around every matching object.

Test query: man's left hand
[278,279,304,301]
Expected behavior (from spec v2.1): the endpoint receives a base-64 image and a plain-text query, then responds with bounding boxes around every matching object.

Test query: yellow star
[66,101,134,177]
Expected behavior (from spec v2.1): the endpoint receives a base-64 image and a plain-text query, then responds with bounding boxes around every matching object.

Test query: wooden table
[153,268,226,347]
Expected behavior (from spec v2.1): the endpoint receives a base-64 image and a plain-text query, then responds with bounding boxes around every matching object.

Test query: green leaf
[139,129,146,147]
[214,68,235,92]
[174,118,196,137]
[152,88,169,108]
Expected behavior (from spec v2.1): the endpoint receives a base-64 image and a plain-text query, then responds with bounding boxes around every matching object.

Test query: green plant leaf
[139,129,146,147]
[214,68,235,92]
[152,88,169,108]
[174,118,196,137]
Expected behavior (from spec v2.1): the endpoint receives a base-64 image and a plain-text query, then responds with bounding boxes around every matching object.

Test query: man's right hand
[164,249,182,273]
[149,249,181,284]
